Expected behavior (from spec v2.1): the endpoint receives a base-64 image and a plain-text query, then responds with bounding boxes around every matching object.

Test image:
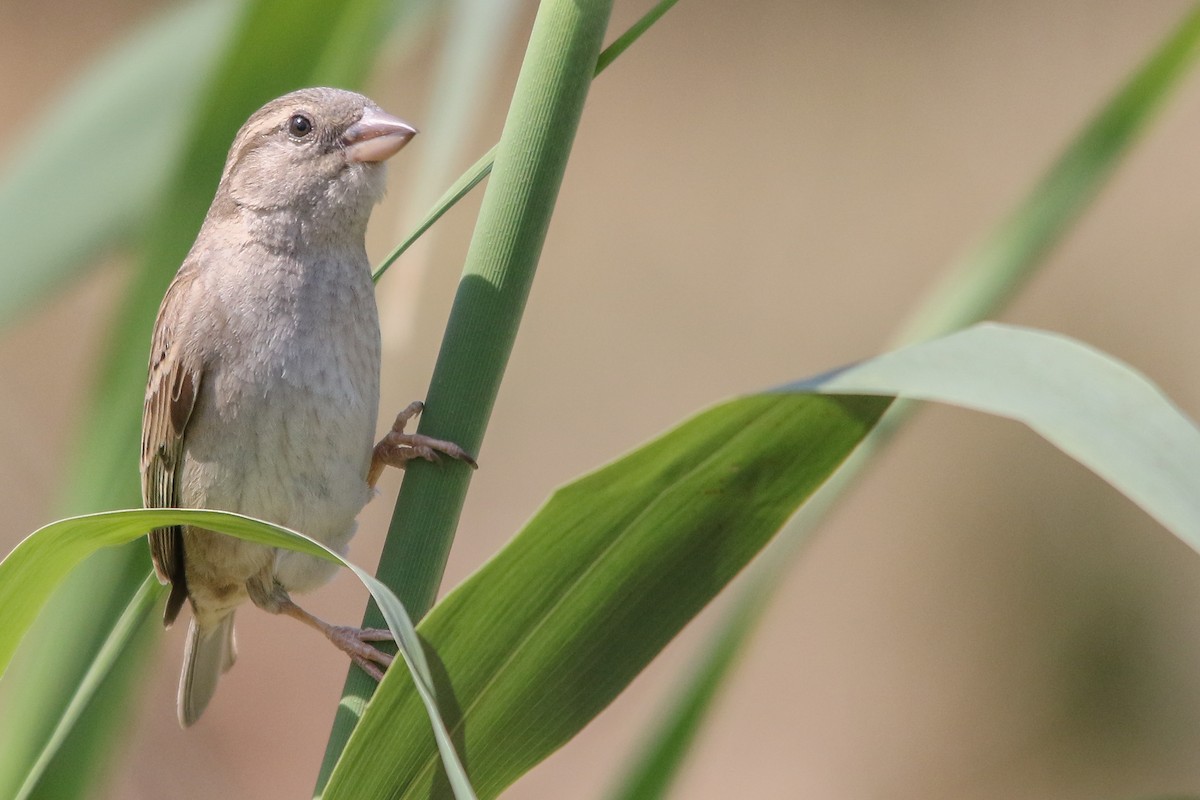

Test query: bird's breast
[180,249,381,554]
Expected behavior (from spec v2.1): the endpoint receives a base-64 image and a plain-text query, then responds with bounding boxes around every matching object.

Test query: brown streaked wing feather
[141,267,203,626]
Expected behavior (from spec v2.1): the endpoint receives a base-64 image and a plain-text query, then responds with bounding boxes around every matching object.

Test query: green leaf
[327,320,1200,800]
[0,509,477,800]
[794,323,1200,542]
[594,0,679,72]
[0,0,238,330]
[322,392,888,798]
[0,511,308,679]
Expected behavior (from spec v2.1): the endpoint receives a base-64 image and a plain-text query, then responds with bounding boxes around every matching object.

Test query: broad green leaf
[0,0,238,329]
[0,508,476,800]
[323,392,888,799]
[608,5,1200,796]
[794,323,1200,543]
[328,321,1200,800]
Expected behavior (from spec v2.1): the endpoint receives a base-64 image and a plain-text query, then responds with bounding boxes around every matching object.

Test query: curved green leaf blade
[0,508,476,800]
[794,322,1200,543]
[615,322,1200,800]
[323,392,888,799]
[327,319,1200,800]
[0,510,342,679]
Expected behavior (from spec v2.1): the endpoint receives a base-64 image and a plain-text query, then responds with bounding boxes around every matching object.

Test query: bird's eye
[288,114,313,138]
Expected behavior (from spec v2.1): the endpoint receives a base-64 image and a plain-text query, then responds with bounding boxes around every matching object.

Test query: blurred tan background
[4,0,1200,798]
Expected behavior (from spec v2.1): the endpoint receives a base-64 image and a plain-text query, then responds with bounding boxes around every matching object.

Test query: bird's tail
[178,611,237,727]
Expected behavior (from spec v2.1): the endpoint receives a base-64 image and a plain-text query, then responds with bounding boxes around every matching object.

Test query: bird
[140,87,476,727]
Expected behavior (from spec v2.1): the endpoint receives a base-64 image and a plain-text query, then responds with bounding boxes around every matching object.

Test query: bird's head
[214,87,416,238]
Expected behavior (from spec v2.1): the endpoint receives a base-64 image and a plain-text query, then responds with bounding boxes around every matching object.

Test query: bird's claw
[367,400,478,487]
[327,625,394,681]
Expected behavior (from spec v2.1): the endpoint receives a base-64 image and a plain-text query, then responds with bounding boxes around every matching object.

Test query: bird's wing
[141,266,204,626]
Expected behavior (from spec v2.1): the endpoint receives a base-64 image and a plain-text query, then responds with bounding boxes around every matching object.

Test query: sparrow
[140,87,476,727]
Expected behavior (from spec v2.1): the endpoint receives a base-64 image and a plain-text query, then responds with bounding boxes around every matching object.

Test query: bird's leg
[247,576,394,680]
[367,400,477,489]
[276,597,394,680]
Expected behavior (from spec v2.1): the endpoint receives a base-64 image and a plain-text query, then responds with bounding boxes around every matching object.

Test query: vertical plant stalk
[317,0,613,788]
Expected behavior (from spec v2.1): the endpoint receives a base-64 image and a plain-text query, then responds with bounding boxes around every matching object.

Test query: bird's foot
[325,625,394,681]
[273,597,395,681]
[367,400,477,487]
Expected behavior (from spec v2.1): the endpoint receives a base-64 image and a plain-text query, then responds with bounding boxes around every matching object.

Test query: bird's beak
[342,108,418,163]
